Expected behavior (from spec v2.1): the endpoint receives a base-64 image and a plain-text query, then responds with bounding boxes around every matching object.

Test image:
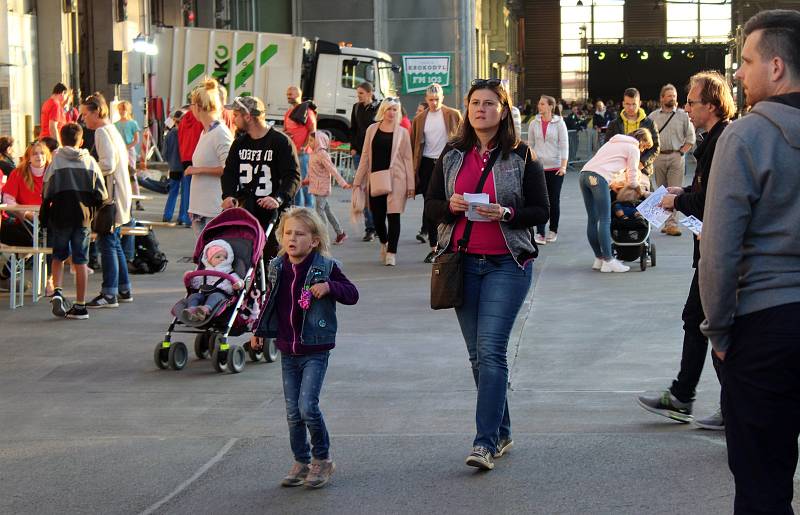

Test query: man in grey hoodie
[698,9,800,513]
[41,123,107,320]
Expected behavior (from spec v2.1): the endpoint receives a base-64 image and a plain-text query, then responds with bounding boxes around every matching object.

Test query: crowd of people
[1,8,799,510]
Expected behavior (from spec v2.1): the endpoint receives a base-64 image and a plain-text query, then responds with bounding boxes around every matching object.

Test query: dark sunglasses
[471,78,502,88]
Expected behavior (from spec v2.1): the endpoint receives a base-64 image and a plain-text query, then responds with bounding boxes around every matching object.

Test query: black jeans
[669,270,722,403]
[723,302,800,514]
[536,171,564,236]
[369,194,400,253]
[417,157,438,248]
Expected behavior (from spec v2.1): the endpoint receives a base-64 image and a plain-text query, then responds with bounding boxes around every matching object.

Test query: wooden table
[0,204,47,307]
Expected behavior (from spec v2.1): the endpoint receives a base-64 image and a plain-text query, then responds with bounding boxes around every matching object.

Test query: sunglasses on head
[233,97,251,114]
[383,96,399,103]
[471,78,502,88]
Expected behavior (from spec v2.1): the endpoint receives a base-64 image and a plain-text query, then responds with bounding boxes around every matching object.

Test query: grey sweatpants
[314,195,343,236]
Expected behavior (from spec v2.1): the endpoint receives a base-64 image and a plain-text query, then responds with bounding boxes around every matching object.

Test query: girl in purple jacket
[254,207,358,489]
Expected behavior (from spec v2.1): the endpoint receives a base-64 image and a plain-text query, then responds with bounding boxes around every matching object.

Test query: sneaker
[465,446,494,470]
[416,231,427,244]
[118,290,133,303]
[592,258,603,271]
[281,462,310,487]
[423,250,436,264]
[533,233,547,245]
[86,294,119,308]
[385,253,396,266]
[693,407,724,431]
[637,391,694,423]
[600,259,630,273]
[65,304,89,320]
[362,230,376,242]
[333,233,348,245]
[494,438,513,458]
[546,231,558,243]
[304,459,335,489]
[51,291,69,318]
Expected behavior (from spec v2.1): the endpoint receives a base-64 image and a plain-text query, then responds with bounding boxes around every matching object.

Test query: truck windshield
[379,64,398,97]
[341,60,375,89]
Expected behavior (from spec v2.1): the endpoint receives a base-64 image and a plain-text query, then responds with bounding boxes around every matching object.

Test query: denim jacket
[258,253,338,348]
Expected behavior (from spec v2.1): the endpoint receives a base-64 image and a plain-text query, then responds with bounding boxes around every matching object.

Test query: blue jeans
[353,153,374,231]
[186,291,228,310]
[455,254,533,452]
[163,173,191,224]
[97,227,131,296]
[294,153,314,208]
[281,351,331,463]
[579,172,612,259]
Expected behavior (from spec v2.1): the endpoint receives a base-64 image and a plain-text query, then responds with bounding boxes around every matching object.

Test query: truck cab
[302,41,399,143]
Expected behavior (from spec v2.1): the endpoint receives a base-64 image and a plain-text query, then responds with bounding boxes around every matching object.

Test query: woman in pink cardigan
[353,98,415,266]
[305,130,351,244]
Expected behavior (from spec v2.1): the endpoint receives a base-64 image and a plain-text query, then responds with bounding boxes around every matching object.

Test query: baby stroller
[154,208,278,373]
[610,202,657,271]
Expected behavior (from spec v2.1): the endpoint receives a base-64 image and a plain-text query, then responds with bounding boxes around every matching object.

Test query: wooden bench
[0,245,53,309]
[135,220,177,228]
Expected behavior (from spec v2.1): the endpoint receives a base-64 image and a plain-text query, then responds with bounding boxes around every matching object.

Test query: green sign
[402,54,452,95]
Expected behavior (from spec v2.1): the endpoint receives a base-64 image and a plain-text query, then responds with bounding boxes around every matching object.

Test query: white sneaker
[546,231,558,243]
[592,258,603,271]
[534,234,547,245]
[384,253,396,266]
[600,259,630,273]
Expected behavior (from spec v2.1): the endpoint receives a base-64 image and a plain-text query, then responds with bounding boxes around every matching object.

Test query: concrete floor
[0,170,795,514]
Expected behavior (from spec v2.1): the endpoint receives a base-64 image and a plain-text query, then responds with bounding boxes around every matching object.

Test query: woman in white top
[579,128,653,273]
[527,95,568,245]
[187,78,234,236]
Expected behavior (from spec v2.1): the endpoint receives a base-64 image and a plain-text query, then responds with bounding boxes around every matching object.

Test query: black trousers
[724,302,800,514]
[536,171,563,236]
[369,194,400,253]
[417,157,438,248]
[669,269,722,403]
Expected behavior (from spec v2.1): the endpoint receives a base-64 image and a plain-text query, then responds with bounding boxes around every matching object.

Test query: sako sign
[402,54,452,94]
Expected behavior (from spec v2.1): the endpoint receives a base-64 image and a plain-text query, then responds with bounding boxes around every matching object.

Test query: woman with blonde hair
[352,98,415,266]
[186,78,233,235]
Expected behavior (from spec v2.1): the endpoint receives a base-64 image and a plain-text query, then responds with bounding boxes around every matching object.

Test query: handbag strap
[456,147,501,251]
[657,111,677,134]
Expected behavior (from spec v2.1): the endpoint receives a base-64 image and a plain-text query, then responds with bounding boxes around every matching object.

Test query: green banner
[401,54,453,95]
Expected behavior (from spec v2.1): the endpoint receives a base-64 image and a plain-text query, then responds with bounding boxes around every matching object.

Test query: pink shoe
[334,233,348,245]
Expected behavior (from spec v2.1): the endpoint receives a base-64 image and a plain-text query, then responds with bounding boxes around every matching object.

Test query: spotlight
[662,51,672,60]
[598,51,606,60]
[620,51,629,60]
[687,51,695,59]
[640,51,649,60]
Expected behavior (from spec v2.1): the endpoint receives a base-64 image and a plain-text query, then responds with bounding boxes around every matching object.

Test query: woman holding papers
[353,97,415,266]
[424,79,548,471]
[579,128,653,273]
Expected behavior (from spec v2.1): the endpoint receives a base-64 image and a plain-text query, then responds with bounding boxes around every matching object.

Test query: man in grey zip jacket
[698,10,800,513]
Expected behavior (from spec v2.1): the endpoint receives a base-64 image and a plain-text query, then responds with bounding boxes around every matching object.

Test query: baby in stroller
[613,185,644,221]
[182,239,244,323]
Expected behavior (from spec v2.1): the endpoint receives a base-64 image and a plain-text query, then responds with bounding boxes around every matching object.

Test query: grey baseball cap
[225,95,265,116]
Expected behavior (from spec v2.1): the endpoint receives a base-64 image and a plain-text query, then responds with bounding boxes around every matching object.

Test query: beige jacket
[353,123,415,214]
[410,105,462,172]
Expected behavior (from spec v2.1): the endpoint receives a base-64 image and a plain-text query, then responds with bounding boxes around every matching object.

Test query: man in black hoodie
[349,82,379,241]
[699,10,800,513]
[637,71,735,432]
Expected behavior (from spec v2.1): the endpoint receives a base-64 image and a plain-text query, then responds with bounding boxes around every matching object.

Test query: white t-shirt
[423,109,448,159]
[189,122,233,218]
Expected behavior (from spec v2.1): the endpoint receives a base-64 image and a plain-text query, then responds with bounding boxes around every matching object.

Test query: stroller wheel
[194,333,211,360]
[264,338,279,363]
[640,246,648,271]
[211,342,228,373]
[245,340,264,362]
[228,345,246,373]
[154,342,169,370]
[168,342,188,370]
[650,242,657,267]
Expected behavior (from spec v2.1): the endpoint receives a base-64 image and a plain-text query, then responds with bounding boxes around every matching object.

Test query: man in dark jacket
[605,88,660,177]
[698,11,800,513]
[349,82,379,241]
[637,71,734,432]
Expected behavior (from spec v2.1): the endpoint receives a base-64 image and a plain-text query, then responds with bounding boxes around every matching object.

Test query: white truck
[153,27,399,141]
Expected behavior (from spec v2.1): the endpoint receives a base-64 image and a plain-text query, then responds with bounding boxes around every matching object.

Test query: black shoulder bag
[92,174,117,235]
[430,149,500,310]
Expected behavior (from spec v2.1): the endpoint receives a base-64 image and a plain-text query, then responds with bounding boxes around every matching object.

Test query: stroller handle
[184,269,243,289]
